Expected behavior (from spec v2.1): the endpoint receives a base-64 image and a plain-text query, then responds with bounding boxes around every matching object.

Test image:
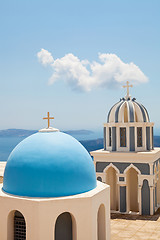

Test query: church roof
[3,131,96,197]
[107,97,150,123]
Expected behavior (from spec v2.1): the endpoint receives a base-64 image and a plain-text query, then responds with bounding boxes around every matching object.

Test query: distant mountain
[80,136,160,152]
[0,129,37,137]
[80,138,103,152]
[0,129,94,137]
[153,136,160,147]
[0,129,160,153]
[64,129,94,135]
[81,136,160,152]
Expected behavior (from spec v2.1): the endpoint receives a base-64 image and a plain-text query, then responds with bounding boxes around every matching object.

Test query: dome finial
[39,112,59,132]
[123,81,133,99]
[43,112,54,128]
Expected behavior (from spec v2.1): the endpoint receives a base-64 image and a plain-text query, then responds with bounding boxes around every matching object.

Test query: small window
[137,127,142,147]
[14,211,26,240]
[120,127,126,147]
[97,176,102,182]
[109,127,112,146]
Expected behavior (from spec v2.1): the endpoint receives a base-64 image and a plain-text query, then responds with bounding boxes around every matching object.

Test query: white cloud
[37,48,54,66]
[37,49,148,91]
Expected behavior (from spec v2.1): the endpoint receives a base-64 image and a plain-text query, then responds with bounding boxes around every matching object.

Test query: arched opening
[7,210,26,240]
[126,168,138,212]
[97,176,102,182]
[97,204,106,240]
[105,167,118,210]
[142,179,150,215]
[55,212,74,240]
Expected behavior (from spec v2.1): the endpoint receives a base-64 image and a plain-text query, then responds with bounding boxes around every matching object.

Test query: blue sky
[0,0,160,133]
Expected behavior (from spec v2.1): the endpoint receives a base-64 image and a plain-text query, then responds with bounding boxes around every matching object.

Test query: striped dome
[107,98,150,123]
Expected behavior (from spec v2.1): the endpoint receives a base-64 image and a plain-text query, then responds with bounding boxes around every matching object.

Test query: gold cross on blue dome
[43,112,54,128]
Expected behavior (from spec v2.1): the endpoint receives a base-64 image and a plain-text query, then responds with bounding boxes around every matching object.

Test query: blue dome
[3,131,96,197]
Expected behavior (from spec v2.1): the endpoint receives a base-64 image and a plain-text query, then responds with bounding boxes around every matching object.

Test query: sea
[0,130,103,162]
[0,137,25,161]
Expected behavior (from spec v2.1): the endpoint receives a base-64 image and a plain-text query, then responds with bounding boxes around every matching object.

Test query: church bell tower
[104,81,154,152]
[91,82,160,216]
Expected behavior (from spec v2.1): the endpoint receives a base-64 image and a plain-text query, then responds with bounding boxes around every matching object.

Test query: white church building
[0,114,110,240]
[91,82,160,215]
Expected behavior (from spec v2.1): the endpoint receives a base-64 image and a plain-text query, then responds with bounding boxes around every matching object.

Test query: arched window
[55,212,73,240]
[97,204,106,240]
[14,211,26,240]
[8,210,26,240]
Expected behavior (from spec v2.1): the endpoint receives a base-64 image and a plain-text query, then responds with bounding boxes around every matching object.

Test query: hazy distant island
[0,129,37,137]
[0,129,160,153]
[63,129,94,135]
[0,129,94,137]
[0,129,101,153]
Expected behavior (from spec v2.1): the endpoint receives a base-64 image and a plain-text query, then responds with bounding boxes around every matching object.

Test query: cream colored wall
[91,183,110,240]
[91,148,160,164]
[97,204,106,240]
[0,162,6,179]
[157,165,160,206]
[126,168,138,212]
[0,182,110,240]
[104,121,154,152]
[105,167,118,211]
[92,147,158,215]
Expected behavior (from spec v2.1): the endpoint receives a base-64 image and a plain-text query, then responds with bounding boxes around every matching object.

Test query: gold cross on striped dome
[123,81,133,98]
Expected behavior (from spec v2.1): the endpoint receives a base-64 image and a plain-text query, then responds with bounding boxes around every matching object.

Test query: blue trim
[108,98,149,123]
[142,180,150,215]
[104,127,106,150]
[115,100,124,123]
[128,101,135,122]
[134,101,147,122]
[130,127,135,151]
[107,101,119,123]
[112,127,116,151]
[141,104,150,122]
[146,127,150,150]
[120,186,126,212]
